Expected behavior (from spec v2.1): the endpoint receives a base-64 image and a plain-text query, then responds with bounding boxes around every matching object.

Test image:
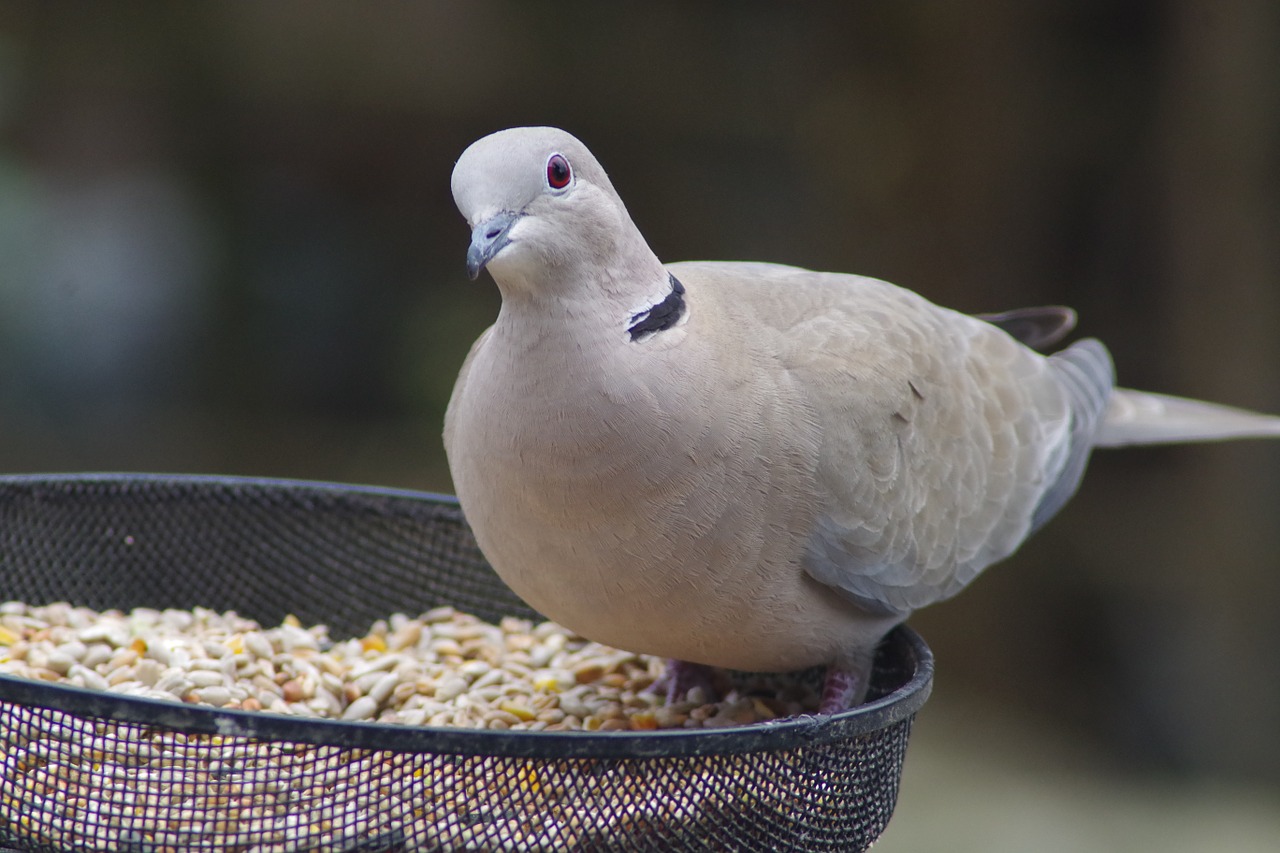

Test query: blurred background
[0,2,1277,848]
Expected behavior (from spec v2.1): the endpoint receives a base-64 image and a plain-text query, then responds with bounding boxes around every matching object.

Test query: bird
[444,126,1280,714]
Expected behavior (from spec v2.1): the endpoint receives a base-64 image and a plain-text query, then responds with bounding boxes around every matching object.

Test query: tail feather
[1095,389,1280,448]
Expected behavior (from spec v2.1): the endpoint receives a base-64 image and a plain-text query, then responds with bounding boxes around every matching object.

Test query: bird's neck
[494,246,674,348]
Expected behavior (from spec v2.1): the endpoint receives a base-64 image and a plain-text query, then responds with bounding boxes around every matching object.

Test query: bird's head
[451,127,644,295]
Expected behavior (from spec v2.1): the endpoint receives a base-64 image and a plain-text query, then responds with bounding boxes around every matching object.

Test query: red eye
[546,153,571,189]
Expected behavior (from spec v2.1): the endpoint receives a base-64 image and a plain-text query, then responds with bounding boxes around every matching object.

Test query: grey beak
[466,211,521,280]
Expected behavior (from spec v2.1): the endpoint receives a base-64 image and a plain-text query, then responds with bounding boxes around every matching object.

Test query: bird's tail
[1094,389,1280,448]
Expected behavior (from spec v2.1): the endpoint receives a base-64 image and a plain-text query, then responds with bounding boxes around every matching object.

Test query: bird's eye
[546,153,572,190]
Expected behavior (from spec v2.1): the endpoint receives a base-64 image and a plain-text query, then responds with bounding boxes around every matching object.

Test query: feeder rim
[0,472,934,760]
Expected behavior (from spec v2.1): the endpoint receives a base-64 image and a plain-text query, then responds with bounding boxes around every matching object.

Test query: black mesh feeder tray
[0,474,933,852]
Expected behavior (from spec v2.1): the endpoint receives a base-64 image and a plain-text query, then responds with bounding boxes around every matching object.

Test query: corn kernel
[629,711,659,731]
[0,625,19,646]
[499,701,536,722]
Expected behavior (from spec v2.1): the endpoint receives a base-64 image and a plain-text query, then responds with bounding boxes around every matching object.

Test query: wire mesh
[0,474,932,852]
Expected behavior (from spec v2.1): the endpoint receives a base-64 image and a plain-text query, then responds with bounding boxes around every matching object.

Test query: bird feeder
[0,474,932,851]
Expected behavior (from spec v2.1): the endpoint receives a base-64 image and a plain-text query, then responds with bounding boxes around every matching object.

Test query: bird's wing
[670,261,1106,615]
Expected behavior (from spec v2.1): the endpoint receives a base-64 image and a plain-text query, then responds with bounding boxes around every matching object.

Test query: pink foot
[819,665,868,715]
[651,659,719,705]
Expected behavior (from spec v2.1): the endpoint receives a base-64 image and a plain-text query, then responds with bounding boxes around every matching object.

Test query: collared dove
[445,126,1280,714]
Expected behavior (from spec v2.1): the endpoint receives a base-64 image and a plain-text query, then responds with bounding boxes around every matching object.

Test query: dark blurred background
[0,2,1277,845]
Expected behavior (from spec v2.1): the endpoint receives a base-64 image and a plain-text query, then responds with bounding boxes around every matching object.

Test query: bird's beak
[466,210,521,280]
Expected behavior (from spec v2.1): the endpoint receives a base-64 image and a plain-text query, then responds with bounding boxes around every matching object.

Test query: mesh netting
[0,474,932,852]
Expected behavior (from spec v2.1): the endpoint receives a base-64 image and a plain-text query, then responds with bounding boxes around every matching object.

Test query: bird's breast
[445,322,839,669]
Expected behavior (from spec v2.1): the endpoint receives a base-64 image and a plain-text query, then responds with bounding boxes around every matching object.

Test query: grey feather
[976,306,1077,351]
[1097,389,1280,446]
[1030,339,1114,530]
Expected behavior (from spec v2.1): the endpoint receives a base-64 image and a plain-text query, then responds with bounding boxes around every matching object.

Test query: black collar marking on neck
[627,274,686,341]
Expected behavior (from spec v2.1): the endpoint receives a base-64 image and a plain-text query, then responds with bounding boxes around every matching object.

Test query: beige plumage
[445,127,1280,713]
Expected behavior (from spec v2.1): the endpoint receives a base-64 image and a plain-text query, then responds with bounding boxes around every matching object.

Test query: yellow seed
[0,626,18,646]
[499,701,536,722]
[629,712,659,731]
[227,635,244,654]
[533,675,564,693]
[361,635,388,654]
[129,637,148,654]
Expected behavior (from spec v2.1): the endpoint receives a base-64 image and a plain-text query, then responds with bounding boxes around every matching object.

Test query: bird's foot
[651,659,720,706]
[818,665,869,715]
